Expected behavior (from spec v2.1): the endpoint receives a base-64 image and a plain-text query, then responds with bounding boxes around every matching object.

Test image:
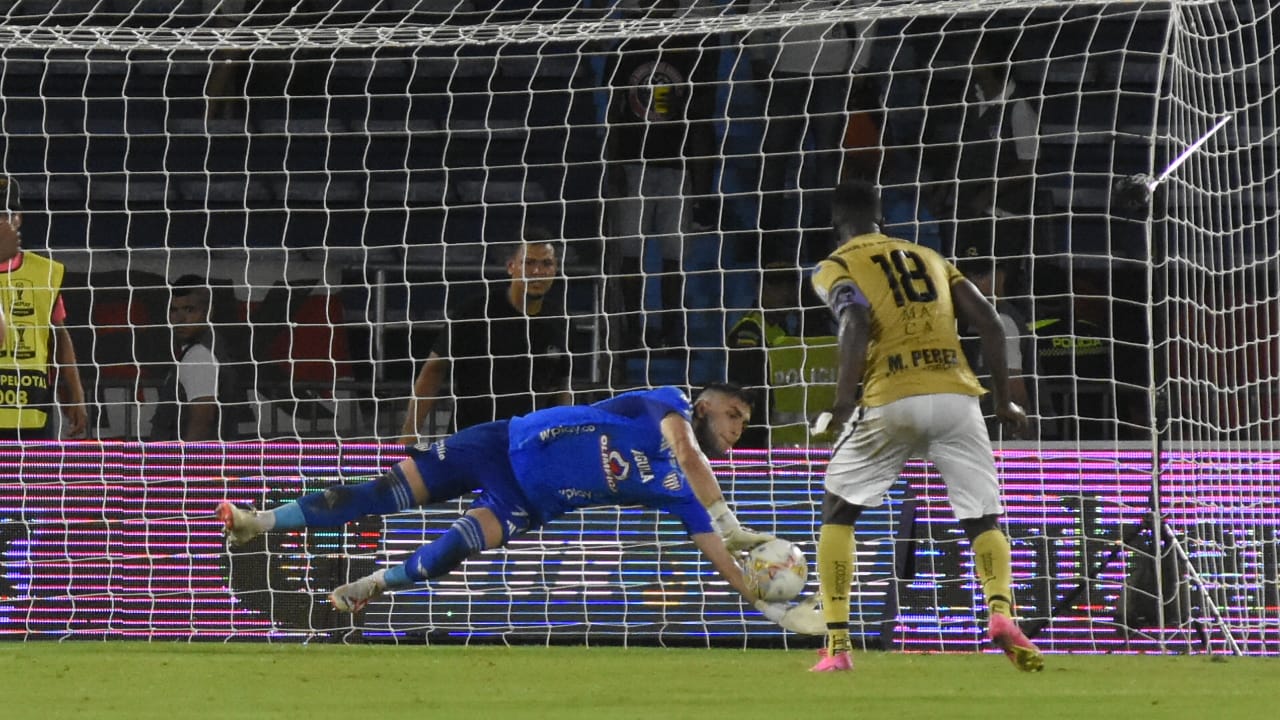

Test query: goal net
[0,0,1276,652]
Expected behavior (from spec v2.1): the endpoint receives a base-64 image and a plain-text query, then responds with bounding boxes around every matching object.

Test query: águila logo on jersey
[599,434,630,492]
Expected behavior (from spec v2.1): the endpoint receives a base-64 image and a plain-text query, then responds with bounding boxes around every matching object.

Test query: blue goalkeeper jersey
[506,387,713,535]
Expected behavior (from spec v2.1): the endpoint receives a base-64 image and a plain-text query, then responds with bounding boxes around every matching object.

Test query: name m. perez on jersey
[886,347,961,375]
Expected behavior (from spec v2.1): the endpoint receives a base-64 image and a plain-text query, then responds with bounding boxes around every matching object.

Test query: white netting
[0,0,1274,652]
[1157,0,1279,654]
[0,1,1169,51]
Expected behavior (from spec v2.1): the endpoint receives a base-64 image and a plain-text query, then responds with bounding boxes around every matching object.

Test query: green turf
[1,643,1275,720]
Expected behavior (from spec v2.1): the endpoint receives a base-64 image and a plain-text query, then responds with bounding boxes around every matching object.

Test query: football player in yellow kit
[807,179,1042,673]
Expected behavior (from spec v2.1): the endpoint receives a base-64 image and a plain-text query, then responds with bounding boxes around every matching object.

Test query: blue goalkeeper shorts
[405,420,535,542]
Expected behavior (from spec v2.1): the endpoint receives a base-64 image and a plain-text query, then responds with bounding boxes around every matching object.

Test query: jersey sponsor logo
[661,472,681,492]
[558,487,597,502]
[432,440,447,460]
[897,303,937,336]
[538,424,596,443]
[0,371,47,390]
[630,449,655,483]
[10,326,37,361]
[0,369,47,407]
[7,280,35,318]
[503,509,530,537]
[600,434,631,492]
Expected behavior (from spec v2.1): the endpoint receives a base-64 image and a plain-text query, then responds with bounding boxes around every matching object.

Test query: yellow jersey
[0,251,63,429]
[811,232,985,407]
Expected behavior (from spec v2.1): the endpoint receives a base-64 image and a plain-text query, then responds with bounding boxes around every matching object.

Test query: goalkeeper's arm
[659,413,774,552]
[690,531,824,635]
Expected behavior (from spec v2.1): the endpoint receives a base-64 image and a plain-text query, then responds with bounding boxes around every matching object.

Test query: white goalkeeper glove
[754,596,825,635]
[811,405,857,443]
[707,499,774,553]
[809,412,836,443]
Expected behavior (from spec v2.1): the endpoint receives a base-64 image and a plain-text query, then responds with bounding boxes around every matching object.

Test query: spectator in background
[1030,266,1147,441]
[0,176,87,440]
[727,261,837,448]
[602,0,719,353]
[203,0,334,120]
[838,76,944,254]
[839,76,884,185]
[956,242,1034,440]
[149,275,248,441]
[399,233,571,444]
[949,33,1040,292]
[745,0,870,259]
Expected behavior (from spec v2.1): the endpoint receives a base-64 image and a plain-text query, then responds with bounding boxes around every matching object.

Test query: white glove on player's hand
[722,525,775,553]
[754,596,825,635]
[811,405,856,443]
[708,499,775,553]
[810,411,836,442]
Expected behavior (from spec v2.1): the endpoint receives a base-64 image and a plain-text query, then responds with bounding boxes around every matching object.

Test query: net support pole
[1144,107,1241,654]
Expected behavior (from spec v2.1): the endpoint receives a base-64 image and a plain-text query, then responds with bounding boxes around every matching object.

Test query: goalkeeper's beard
[693,415,727,459]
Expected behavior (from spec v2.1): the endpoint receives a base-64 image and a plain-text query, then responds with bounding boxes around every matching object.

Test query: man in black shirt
[398,235,572,443]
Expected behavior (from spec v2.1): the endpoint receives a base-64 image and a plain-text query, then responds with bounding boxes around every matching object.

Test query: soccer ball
[744,539,808,603]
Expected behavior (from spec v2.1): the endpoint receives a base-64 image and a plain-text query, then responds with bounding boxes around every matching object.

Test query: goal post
[1153,0,1279,654]
[0,1,1274,652]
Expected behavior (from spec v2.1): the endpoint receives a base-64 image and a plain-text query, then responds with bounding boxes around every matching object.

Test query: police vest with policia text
[0,252,63,429]
[736,310,839,446]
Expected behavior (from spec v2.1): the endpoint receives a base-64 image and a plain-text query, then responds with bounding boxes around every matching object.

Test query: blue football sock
[399,514,487,583]
[267,502,307,530]
[383,565,412,589]
[295,468,416,527]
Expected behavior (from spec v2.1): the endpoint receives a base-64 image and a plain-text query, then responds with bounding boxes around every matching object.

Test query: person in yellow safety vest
[0,176,87,440]
[727,262,838,448]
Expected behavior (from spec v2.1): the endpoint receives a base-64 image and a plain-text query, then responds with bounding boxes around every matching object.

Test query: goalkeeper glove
[708,499,774,553]
[810,405,856,443]
[810,411,836,442]
[754,596,825,635]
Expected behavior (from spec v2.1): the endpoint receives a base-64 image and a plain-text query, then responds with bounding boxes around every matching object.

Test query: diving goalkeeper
[218,383,823,634]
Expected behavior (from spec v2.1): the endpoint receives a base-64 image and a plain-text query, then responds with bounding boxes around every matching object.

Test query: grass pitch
[2,643,1275,720]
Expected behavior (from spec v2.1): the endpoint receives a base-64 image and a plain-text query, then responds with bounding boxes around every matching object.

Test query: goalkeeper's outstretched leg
[216,427,502,547]
[331,507,506,612]
[216,460,431,546]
